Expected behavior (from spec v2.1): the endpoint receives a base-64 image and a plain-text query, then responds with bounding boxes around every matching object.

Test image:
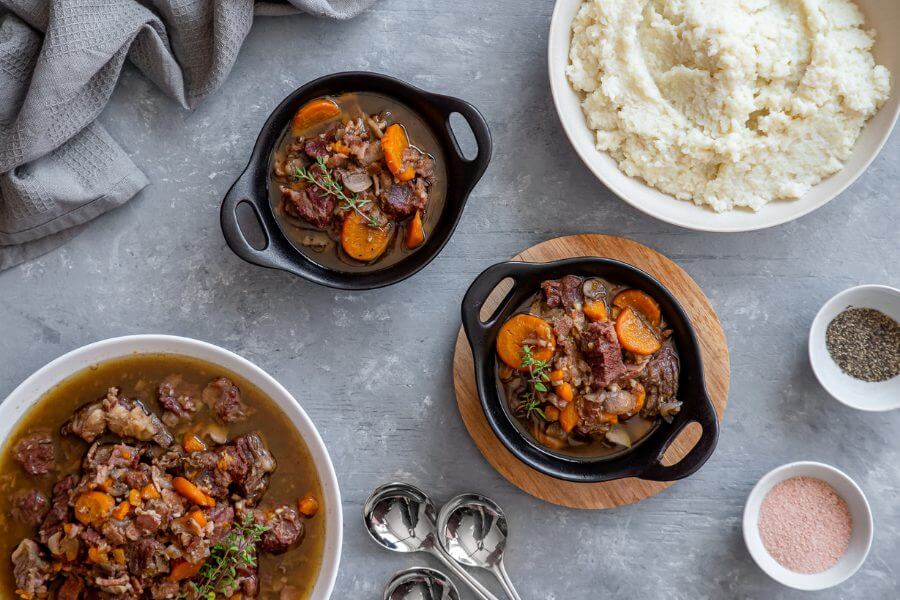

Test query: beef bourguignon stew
[496,276,681,457]
[0,354,324,600]
[269,92,445,272]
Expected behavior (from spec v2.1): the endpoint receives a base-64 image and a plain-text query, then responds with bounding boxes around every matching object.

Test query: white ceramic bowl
[809,284,900,411]
[0,335,342,600]
[743,461,873,591]
[548,0,900,232]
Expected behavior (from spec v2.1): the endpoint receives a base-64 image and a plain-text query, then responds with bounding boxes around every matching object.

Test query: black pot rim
[220,71,493,290]
[460,257,721,483]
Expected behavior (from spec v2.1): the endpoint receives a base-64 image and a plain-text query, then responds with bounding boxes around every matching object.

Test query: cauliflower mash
[567,0,891,212]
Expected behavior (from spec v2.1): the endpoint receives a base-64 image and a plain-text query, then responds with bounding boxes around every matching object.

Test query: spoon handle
[430,547,502,600]
[493,562,522,600]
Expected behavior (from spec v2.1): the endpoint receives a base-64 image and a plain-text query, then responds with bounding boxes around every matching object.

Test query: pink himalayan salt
[758,476,852,574]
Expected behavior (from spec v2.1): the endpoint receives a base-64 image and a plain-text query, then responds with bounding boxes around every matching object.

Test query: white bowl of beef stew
[0,335,341,600]
[461,259,719,483]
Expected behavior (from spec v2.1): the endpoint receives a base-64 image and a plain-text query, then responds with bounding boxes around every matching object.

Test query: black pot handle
[220,170,285,271]
[461,261,542,350]
[638,397,719,481]
[428,93,493,190]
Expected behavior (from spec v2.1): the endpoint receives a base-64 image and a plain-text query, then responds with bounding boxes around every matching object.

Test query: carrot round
[382,124,415,181]
[74,491,115,527]
[615,308,662,355]
[543,405,560,422]
[298,494,320,518]
[291,98,341,136]
[168,559,204,582]
[341,212,392,262]
[612,289,661,326]
[583,300,608,322]
[405,210,425,249]
[496,314,556,371]
[172,477,216,507]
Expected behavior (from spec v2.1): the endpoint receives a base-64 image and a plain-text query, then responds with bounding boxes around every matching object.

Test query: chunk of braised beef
[259,505,305,555]
[12,539,51,599]
[158,374,198,424]
[541,275,584,310]
[640,346,680,418]
[93,573,135,596]
[206,504,235,545]
[39,474,78,545]
[304,138,329,159]
[11,489,49,526]
[400,146,434,179]
[61,388,174,447]
[217,433,276,506]
[80,442,145,497]
[13,430,55,476]
[150,581,180,599]
[579,321,627,387]
[202,377,251,424]
[231,563,260,598]
[126,538,170,579]
[382,182,426,218]
[57,574,85,600]
[281,185,335,230]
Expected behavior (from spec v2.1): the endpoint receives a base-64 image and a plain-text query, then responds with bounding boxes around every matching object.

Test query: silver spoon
[437,494,522,600]
[383,567,461,600]
[364,482,502,600]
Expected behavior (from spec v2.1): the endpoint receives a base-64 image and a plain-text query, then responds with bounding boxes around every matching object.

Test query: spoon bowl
[437,494,521,600]
[383,567,461,600]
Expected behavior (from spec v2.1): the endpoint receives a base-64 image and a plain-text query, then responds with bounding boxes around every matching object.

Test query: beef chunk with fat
[158,374,198,424]
[541,275,584,310]
[11,489,49,526]
[13,430,55,476]
[61,388,173,447]
[202,377,250,423]
[381,182,426,219]
[217,434,276,505]
[640,346,680,419]
[12,539,52,599]
[281,185,335,230]
[258,505,305,555]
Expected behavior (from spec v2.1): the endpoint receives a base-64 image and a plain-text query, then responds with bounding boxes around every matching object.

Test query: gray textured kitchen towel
[0,0,374,271]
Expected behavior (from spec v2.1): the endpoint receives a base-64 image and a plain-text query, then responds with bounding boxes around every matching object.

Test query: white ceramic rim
[547,0,900,232]
[808,284,900,411]
[0,335,342,600]
[742,461,873,591]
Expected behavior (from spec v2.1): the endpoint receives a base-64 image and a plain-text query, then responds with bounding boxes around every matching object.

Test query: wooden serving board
[452,235,730,509]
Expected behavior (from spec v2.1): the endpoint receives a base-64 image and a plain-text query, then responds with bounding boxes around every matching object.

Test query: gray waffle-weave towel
[0,0,374,271]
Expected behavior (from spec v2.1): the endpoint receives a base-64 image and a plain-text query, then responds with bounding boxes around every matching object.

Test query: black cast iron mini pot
[461,258,720,483]
[221,72,492,290]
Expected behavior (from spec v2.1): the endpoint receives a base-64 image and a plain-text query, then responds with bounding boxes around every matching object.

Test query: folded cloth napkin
[0,0,374,271]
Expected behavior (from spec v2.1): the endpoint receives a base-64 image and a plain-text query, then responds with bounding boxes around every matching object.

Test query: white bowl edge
[548,0,900,232]
[0,335,343,600]
[742,461,873,591]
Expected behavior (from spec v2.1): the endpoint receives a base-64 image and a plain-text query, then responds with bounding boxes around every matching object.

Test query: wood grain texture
[452,234,730,509]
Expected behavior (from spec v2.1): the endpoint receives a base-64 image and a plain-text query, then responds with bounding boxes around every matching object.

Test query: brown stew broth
[0,354,325,600]
[497,278,677,459]
[268,92,447,272]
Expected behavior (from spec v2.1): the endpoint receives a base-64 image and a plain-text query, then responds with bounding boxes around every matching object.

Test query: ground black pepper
[825,307,900,382]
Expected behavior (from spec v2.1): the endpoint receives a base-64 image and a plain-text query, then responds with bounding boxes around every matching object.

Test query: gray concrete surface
[1,2,898,598]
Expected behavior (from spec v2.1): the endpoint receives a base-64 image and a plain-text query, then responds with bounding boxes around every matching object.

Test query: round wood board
[452,235,730,509]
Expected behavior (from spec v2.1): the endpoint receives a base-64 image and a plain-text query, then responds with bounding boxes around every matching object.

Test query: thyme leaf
[294,157,382,227]
[517,345,551,420]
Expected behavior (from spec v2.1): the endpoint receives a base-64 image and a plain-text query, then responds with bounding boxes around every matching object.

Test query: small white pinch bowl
[548,0,900,232]
[809,284,900,411]
[743,461,873,591]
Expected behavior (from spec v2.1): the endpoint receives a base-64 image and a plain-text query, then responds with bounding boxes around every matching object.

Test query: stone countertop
[1,2,898,598]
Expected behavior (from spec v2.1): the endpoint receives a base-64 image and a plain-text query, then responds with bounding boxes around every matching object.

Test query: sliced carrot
[548,369,566,383]
[291,98,341,136]
[612,290,661,326]
[583,300,608,322]
[382,124,415,181]
[632,382,646,414]
[74,491,115,527]
[555,382,574,403]
[404,210,425,249]
[188,509,208,528]
[141,483,160,500]
[615,308,662,355]
[298,495,320,518]
[496,314,556,371]
[172,477,216,508]
[168,559,204,582]
[543,405,560,422]
[182,433,207,453]
[530,423,567,450]
[599,412,619,424]
[559,400,579,433]
[128,489,142,506]
[111,501,131,521]
[112,548,126,565]
[341,211,392,262]
[332,141,351,155]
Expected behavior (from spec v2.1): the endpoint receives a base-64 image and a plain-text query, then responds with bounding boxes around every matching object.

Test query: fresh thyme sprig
[294,156,382,227]
[182,513,269,600]
[518,345,551,419]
